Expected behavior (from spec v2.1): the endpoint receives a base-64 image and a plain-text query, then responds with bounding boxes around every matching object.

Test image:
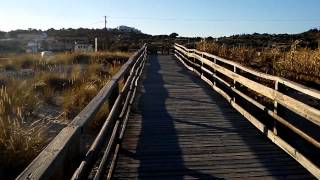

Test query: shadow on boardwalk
[115,54,312,179]
[133,55,221,179]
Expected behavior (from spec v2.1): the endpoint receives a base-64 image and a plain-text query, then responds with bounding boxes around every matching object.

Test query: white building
[116,26,142,34]
[17,33,47,53]
[26,40,41,53]
[41,51,53,58]
[74,43,93,53]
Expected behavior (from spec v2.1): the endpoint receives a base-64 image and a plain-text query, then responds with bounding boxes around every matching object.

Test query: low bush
[4,64,16,71]
[46,76,73,91]
[20,59,35,69]
[0,79,6,86]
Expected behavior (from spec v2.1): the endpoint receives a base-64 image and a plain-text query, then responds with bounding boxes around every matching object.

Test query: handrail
[72,46,147,180]
[175,44,320,126]
[16,44,147,180]
[174,43,320,178]
[175,43,320,100]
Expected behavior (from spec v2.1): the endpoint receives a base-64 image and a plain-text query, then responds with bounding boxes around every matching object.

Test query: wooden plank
[114,55,313,179]
[16,126,81,180]
[174,51,320,178]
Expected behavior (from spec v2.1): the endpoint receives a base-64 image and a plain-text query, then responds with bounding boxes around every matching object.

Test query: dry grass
[0,83,45,176]
[273,48,320,85]
[0,51,129,178]
[197,41,320,86]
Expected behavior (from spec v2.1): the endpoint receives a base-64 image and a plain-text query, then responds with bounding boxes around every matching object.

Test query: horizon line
[1,26,319,38]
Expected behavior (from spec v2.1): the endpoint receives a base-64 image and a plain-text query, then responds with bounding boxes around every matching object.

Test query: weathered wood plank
[175,45,320,178]
[114,55,313,179]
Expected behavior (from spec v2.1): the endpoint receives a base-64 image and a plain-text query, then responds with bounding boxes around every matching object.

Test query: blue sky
[0,0,319,37]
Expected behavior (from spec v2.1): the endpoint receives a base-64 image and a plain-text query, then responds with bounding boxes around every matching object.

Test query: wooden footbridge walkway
[17,44,320,179]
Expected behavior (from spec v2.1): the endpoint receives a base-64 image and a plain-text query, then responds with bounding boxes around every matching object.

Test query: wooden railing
[17,44,147,180]
[174,43,320,178]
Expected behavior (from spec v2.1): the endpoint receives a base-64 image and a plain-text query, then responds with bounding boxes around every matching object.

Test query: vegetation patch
[197,41,320,87]
[0,51,130,179]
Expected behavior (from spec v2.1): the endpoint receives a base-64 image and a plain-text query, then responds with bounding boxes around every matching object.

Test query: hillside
[210,28,320,50]
[0,28,152,53]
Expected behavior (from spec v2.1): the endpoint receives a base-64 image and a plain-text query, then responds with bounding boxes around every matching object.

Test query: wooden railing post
[201,53,204,78]
[213,58,217,86]
[123,71,130,86]
[108,82,120,115]
[191,51,195,72]
[233,66,237,102]
[273,81,279,135]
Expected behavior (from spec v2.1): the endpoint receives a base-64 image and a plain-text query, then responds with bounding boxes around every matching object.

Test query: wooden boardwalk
[113,55,313,179]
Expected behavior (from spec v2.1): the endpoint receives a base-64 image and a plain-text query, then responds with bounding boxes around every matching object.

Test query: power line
[87,21,104,25]
[78,16,320,29]
[106,16,320,23]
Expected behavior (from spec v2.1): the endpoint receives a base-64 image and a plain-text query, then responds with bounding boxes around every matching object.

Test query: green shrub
[0,79,6,86]
[73,54,91,64]
[20,59,35,69]
[4,64,16,71]
[46,77,73,91]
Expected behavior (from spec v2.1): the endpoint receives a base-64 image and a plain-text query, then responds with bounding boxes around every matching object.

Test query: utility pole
[103,16,108,51]
[104,16,107,30]
[95,37,98,52]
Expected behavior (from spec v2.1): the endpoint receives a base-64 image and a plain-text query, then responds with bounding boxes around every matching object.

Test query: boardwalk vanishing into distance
[113,55,313,179]
[17,44,320,180]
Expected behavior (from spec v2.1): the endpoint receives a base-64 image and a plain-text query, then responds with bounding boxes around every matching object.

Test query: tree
[207,36,214,42]
[0,31,5,39]
[169,32,179,38]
